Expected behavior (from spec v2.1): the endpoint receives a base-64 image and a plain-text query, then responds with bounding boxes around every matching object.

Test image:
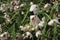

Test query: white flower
[44,3,51,9]
[14,6,20,11]
[4,13,10,22]
[48,18,60,26]
[0,4,9,12]
[0,4,6,12]
[26,32,32,37]
[23,32,32,39]
[0,32,10,40]
[29,4,40,14]
[4,13,9,18]
[54,18,60,24]
[34,17,45,29]
[38,21,45,29]
[1,4,6,8]
[30,15,40,27]
[44,3,51,12]
[35,31,42,38]
[48,19,55,26]
[42,17,45,21]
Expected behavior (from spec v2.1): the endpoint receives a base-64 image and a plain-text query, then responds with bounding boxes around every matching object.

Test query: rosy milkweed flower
[30,15,40,27]
[0,4,6,12]
[55,13,60,24]
[44,3,51,12]
[29,4,40,14]
[35,17,45,29]
[42,17,45,21]
[48,13,60,26]
[35,17,45,30]
[0,32,10,40]
[14,5,20,11]
[11,0,19,6]
[4,13,10,22]
[35,30,42,38]
[22,32,32,39]
[48,19,55,26]
[38,21,45,29]
[48,19,60,26]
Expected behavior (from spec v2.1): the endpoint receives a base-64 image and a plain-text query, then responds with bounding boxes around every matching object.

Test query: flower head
[44,3,51,12]
[48,19,55,26]
[30,15,40,27]
[35,30,42,38]
[14,6,20,11]
[4,13,10,22]
[29,4,40,14]
[22,32,32,39]
[11,0,19,6]
[0,32,10,40]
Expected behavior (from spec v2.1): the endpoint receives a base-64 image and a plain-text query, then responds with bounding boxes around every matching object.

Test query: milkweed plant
[0,0,60,40]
